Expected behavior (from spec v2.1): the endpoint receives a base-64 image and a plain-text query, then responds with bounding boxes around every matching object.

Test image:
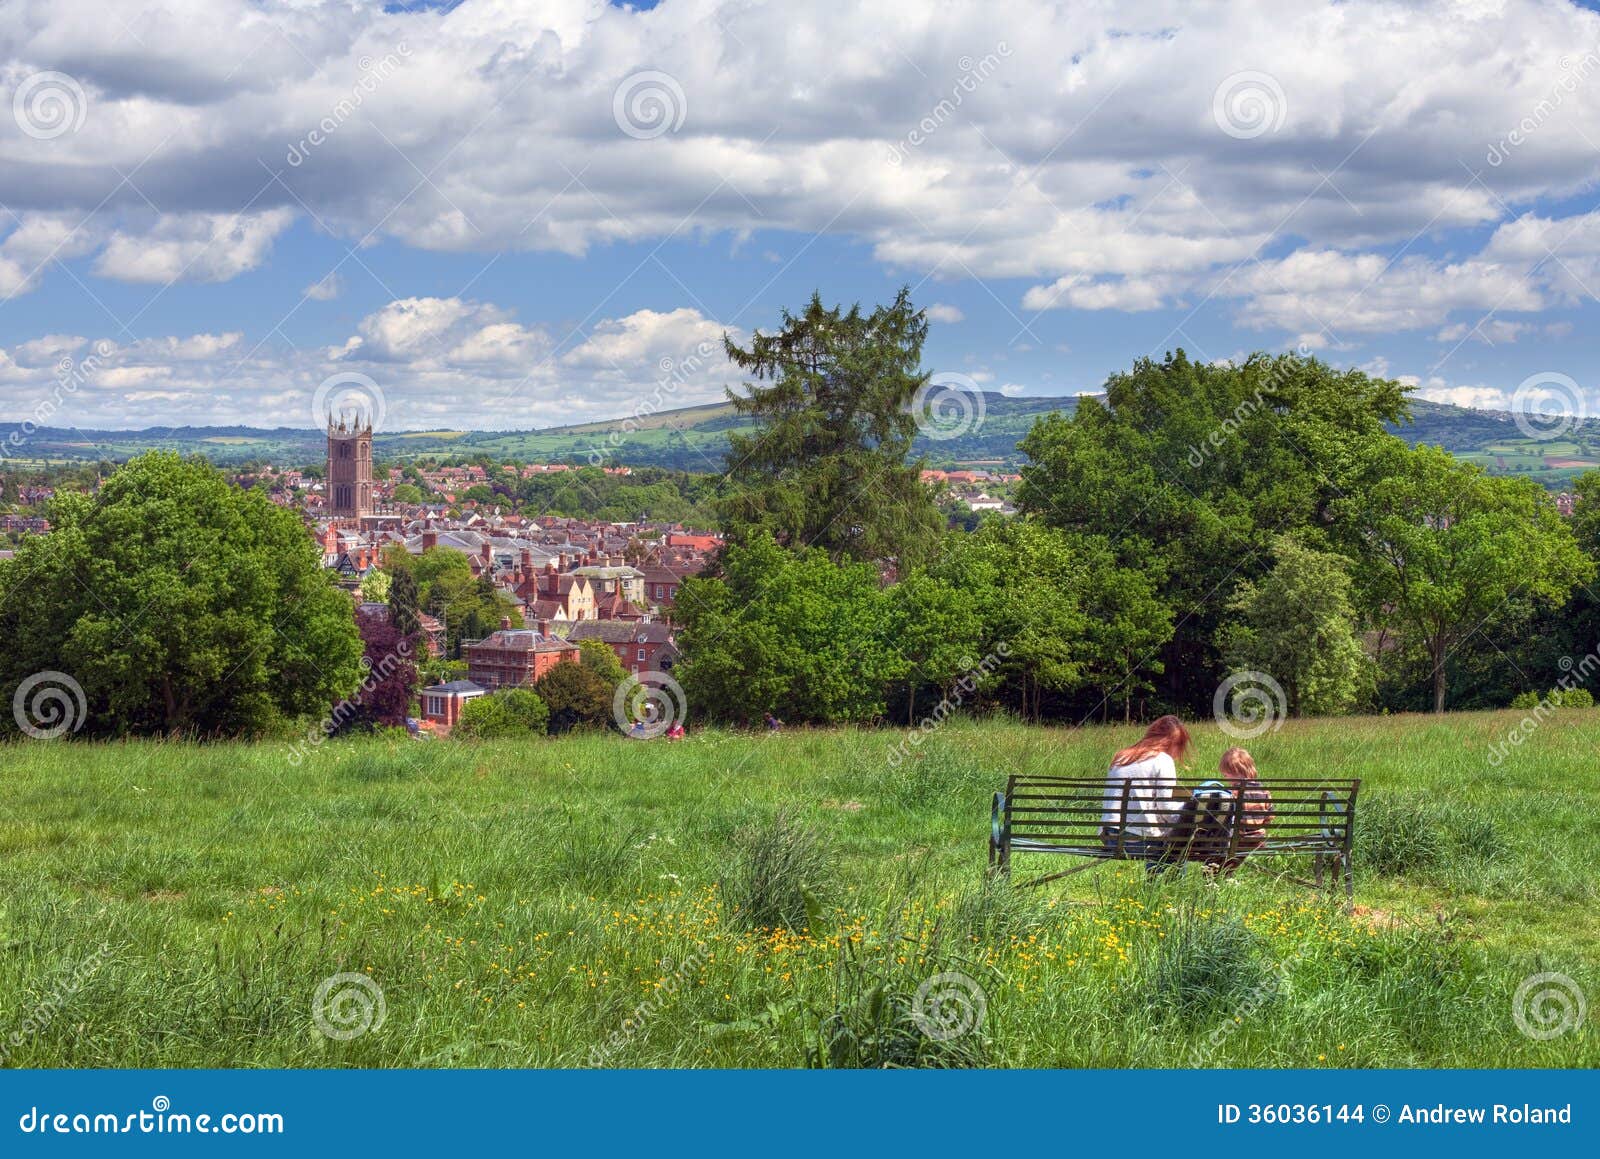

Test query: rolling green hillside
[5,395,1596,486]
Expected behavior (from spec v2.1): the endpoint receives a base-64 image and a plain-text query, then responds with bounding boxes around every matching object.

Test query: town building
[326,411,375,518]
[463,618,581,689]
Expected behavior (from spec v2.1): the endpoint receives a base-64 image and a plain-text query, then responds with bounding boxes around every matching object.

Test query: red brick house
[419,679,486,729]
[567,620,679,676]
[464,618,581,689]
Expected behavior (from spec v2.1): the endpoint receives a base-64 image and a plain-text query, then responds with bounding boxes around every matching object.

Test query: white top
[1102,751,1178,838]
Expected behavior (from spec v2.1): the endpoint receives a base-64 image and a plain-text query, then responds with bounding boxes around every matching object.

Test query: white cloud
[925,303,964,323]
[304,271,343,301]
[0,0,1594,335]
[92,211,295,285]
[0,299,742,431]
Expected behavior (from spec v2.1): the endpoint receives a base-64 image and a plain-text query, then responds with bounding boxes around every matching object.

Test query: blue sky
[3,0,1600,431]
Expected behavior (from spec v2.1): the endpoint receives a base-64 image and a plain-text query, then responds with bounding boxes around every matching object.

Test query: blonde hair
[1219,746,1257,782]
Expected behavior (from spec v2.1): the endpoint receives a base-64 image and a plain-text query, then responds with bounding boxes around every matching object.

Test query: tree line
[2,290,1594,739]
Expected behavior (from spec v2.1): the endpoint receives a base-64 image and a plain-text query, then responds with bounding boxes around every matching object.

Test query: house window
[637,648,646,661]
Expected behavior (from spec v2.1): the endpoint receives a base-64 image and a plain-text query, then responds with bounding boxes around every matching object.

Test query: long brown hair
[1112,714,1192,768]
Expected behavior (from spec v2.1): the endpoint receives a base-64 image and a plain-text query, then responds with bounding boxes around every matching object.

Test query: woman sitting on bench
[1101,715,1191,873]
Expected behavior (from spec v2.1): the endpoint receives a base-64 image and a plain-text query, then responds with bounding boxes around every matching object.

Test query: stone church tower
[326,411,374,518]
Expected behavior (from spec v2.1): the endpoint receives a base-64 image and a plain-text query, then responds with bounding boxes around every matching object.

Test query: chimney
[521,548,534,575]
[500,616,512,631]
[481,541,493,566]
[422,529,437,551]
[537,618,550,637]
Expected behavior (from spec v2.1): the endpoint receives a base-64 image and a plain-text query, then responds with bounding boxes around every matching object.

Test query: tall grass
[0,711,1595,1068]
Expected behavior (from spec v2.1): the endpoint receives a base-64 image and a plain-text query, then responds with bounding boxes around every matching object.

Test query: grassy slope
[0,711,1595,1068]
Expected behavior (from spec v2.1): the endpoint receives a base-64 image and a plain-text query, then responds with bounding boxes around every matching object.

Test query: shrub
[1359,794,1505,876]
[806,943,988,1069]
[453,688,549,739]
[533,661,614,733]
[1509,687,1594,710]
[722,810,833,931]
[1138,912,1270,1021]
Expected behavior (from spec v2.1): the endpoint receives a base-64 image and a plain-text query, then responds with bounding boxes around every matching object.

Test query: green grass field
[0,712,1595,1069]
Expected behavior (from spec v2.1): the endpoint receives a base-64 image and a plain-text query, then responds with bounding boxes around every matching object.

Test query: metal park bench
[989,774,1360,902]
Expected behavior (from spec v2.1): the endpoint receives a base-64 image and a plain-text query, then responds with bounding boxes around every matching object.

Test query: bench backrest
[1001,775,1360,853]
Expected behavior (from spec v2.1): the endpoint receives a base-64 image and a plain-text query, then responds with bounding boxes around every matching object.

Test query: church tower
[326,410,374,518]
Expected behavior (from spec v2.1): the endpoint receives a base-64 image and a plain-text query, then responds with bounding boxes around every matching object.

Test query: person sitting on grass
[1101,714,1191,874]
[665,719,686,740]
[764,712,782,732]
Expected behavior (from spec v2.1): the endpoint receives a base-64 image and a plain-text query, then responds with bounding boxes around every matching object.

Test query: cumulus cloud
[0,1,1596,310]
[2,0,1600,423]
[925,303,965,323]
[0,301,740,431]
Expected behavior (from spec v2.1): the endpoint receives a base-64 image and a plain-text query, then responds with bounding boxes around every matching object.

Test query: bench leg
[1341,851,1354,909]
[1314,852,1325,891]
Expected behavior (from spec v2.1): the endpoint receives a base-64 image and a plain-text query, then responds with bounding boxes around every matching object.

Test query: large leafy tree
[675,532,907,724]
[1219,535,1372,718]
[1016,349,1408,712]
[1343,444,1592,712]
[0,452,363,738]
[926,520,1166,721]
[718,289,943,569]
[884,571,984,725]
[334,607,418,732]
[533,660,614,733]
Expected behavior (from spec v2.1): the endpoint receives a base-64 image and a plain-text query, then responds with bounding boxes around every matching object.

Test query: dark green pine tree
[718,288,944,569]
[389,566,422,642]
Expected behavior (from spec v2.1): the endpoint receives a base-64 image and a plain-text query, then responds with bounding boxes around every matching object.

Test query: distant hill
[4,393,1597,486]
